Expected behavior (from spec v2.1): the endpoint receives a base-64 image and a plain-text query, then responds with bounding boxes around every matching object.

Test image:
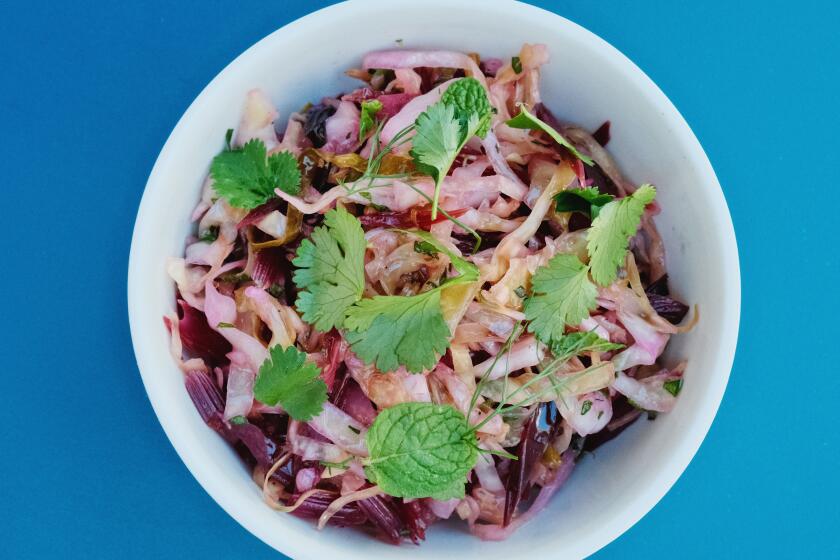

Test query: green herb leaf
[411,77,493,218]
[365,402,478,499]
[224,128,234,151]
[550,330,624,359]
[513,285,527,299]
[587,184,656,286]
[401,230,479,286]
[663,378,683,397]
[440,76,494,138]
[523,253,598,345]
[253,345,327,421]
[506,104,593,165]
[292,208,366,331]
[216,322,235,329]
[229,415,247,425]
[359,99,383,138]
[555,186,615,219]
[413,240,439,258]
[580,400,593,415]
[199,226,220,243]
[344,289,450,373]
[210,139,302,209]
[511,56,522,74]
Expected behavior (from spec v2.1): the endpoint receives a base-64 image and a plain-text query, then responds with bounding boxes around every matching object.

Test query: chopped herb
[348,425,361,434]
[663,378,683,397]
[229,415,247,425]
[199,226,219,243]
[253,345,327,421]
[581,400,593,415]
[224,128,234,151]
[413,240,439,258]
[359,99,383,138]
[597,411,604,420]
[320,457,352,470]
[217,271,251,284]
[514,285,527,299]
[210,139,301,209]
[216,322,235,329]
[511,56,522,74]
[267,283,285,300]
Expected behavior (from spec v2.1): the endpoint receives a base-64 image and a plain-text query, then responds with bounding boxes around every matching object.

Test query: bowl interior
[128,1,739,558]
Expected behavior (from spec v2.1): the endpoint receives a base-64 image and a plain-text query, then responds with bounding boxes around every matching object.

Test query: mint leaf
[411,77,494,218]
[663,378,683,397]
[365,403,478,499]
[292,208,366,331]
[506,104,593,165]
[555,186,614,219]
[210,139,301,209]
[254,345,327,421]
[359,99,383,138]
[524,253,598,345]
[344,290,450,373]
[587,184,656,286]
[440,76,493,138]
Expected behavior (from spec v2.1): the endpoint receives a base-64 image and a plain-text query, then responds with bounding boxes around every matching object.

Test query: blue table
[3,1,837,557]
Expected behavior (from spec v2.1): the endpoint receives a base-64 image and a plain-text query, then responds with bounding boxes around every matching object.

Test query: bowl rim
[128,1,740,558]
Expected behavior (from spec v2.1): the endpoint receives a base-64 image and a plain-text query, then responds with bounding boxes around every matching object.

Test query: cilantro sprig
[253,345,327,421]
[587,184,656,285]
[210,139,301,209]
[410,77,493,219]
[343,230,479,373]
[524,254,599,345]
[524,185,657,345]
[292,207,366,331]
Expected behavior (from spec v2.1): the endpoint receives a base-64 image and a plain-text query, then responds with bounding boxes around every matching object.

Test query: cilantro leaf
[292,208,366,331]
[210,139,301,209]
[365,402,477,499]
[344,289,450,373]
[555,186,615,219]
[253,345,327,421]
[587,184,656,286]
[506,104,593,165]
[411,77,493,219]
[550,330,624,359]
[359,99,383,138]
[524,253,598,345]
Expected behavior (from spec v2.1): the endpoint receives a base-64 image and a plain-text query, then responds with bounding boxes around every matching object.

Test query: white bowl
[128,1,740,558]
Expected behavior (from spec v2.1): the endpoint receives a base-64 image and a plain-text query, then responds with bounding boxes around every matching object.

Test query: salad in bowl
[163,43,696,545]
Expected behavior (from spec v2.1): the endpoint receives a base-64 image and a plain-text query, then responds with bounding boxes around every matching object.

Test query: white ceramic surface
[127,1,740,558]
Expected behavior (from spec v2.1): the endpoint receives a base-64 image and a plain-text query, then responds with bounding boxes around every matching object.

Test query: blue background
[3,1,837,558]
